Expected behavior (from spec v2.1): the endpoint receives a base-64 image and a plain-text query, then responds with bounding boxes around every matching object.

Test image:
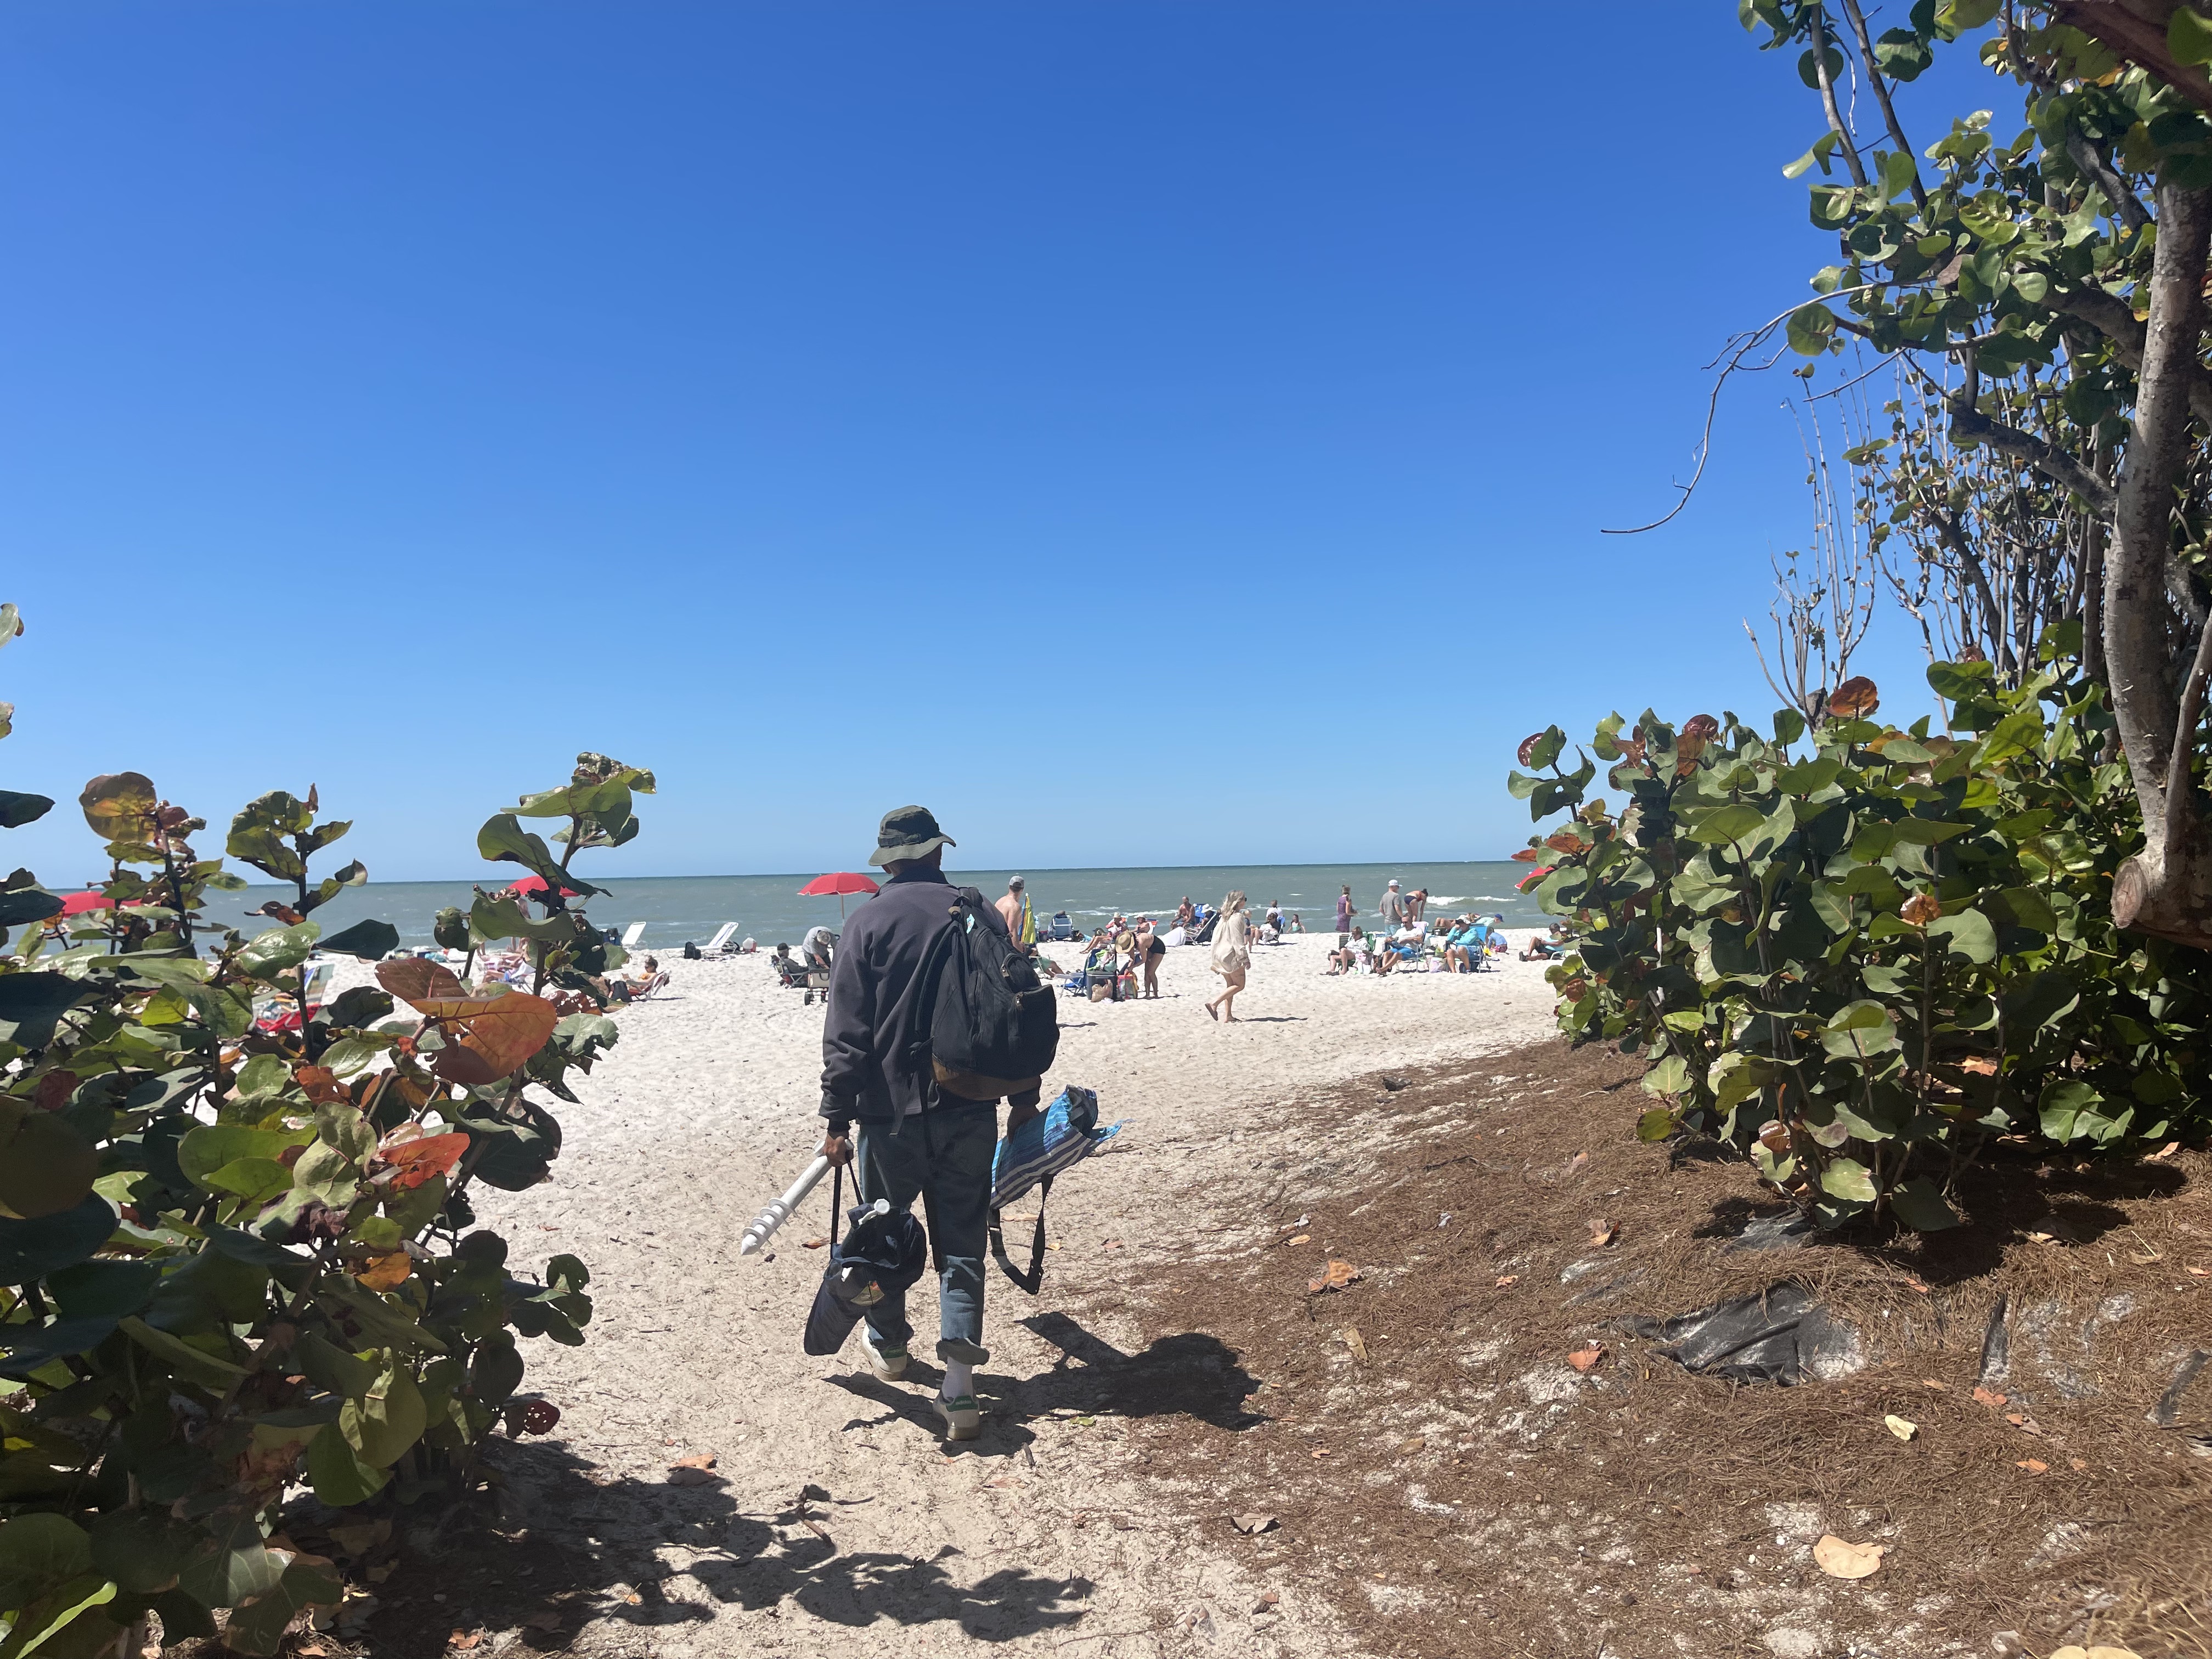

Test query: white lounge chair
[620,922,647,950]
[703,923,738,957]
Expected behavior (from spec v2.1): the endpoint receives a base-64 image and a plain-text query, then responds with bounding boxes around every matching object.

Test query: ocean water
[188,861,1545,951]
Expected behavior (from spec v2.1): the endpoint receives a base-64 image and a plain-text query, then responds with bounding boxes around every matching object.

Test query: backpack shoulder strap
[900,896,968,1069]
[987,1175,1053,1296]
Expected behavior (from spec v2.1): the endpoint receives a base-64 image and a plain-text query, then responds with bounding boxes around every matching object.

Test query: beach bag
[906,887,1060,1102]
[803,1180,929,1356]
[988,1086,1123,1293]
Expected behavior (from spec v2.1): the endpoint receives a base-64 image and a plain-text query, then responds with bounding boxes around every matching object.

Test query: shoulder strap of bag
[986,1173,1053,1296]
[900,899,969,1070]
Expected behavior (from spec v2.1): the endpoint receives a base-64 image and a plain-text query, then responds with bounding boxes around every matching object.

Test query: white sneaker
[934,1393,980,1441]
[860,1331,908,1381]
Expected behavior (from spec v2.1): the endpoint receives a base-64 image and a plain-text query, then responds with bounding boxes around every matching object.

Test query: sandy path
[445,932,1559,1657]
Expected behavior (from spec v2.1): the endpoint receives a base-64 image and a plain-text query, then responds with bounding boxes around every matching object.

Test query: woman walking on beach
[1205,890,1250,1022]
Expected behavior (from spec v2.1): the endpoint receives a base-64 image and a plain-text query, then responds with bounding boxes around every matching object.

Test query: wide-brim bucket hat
[868,804,957,868]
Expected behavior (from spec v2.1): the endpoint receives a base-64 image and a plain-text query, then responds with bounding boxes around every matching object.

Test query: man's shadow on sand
[363,1317,1254,1649]
[826,1314,1266,1452]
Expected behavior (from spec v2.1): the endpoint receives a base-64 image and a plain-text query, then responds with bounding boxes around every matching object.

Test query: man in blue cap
[816,805,1041,1441]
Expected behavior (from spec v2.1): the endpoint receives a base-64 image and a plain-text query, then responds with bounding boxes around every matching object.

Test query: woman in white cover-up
[1205,890,1251,1023]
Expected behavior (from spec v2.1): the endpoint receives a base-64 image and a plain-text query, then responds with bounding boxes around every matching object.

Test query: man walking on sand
[817,806,1041,1442]
[996,874,1036,952]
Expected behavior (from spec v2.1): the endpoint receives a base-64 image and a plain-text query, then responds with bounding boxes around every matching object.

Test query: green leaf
[1890,1178,1960,1232]
[0,974,92,1049]
[316,919,398,960]
[1819,1158,1878,1203]
[1784,131,1841,179]
[0,1573,117,1659]
[2172,3,2212,67]
[1878,148,1918,201]
[1787,302,1837,356]
[0,1514,93,1608]
[1976,707,2046,768]
[234,922,320,979]
[1642,1055,1690,1098]
[1635,1107,1677,1142]
[1822,999,1901,1058]
[0,1197,117,1281]
[1684,804,1765,845]
[116,1317,250,1388]
[178,1125,297,1192]
[0,889,63,926]
[1927,909,1998,963]
[89,1511,198,1596]
[306,1424,390,1506]
[339,1358,427,1466]
[220,1558,343,1657]
[2038,1079,2101,1142]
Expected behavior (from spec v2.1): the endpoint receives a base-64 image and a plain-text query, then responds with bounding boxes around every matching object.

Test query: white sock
[941,1359,974,1400]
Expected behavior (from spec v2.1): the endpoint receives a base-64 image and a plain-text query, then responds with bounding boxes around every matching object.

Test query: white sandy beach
[386,931,1562,1657]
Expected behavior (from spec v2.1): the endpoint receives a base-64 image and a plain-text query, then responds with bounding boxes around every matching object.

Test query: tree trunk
[2107,173,2212,947]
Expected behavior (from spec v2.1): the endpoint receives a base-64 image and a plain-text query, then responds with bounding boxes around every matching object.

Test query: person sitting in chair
[772,944,810,986]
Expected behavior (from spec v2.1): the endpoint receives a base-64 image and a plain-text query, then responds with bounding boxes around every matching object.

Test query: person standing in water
[1205,890,1251,1022]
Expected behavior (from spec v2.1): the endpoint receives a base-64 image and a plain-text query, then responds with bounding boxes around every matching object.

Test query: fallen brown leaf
[2017,1458,2049,1474]
[1565,1152,1590,1175]
[2005,1412,2045,1436]
[1902,1277,1931,1294]
[1567,1344,1606,1373]
[1286,1234,1311,1245]
[1307,1260,1361,1294]
[1310,1447,1332,1459]
[1588,1218,1619,1248]
[1494,1274,1519,1288]
[1972,1386,2007,1408]
[801,1237,829,1249]
[1921,1378,1946,1390]
[450,1635,482,1652]
[623,1593,642,1605]
[1399,1436,1426,1455]
[1231,1513,1277,1534]
[2150,1142,2181,1160]
[1255,1590,1281,1610]
[2069,1458,2089,1472]
[1812,1535,1886,1579]
[1884,1415,1918,1441]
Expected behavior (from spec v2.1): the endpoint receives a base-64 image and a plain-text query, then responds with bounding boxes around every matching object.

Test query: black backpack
[905,887,1059,1102]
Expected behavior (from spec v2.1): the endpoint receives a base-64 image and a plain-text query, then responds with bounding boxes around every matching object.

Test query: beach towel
[990,1086,1121,1210]
[989,1086,1123,1292]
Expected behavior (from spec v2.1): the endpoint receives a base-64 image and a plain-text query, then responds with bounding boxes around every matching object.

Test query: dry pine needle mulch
[1103,1039,2212,1659]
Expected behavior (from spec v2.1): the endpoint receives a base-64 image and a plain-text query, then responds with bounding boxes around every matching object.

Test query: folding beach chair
[702,923,739,957]
[619,922,648,950]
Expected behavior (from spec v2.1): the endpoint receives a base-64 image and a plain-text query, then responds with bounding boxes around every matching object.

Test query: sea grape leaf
[0,974,93,1048]
[235,923,320,979]
[317,919,399,960]
[1818,1158,1877,1203]
[0,1099,100,1221]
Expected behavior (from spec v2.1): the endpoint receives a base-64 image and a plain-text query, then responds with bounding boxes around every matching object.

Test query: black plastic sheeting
[1621,1281,1860,1386]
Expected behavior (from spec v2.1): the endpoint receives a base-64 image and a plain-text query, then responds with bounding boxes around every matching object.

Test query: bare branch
[1838,0,1928,210]
[2062,131,2152,232]
[1945,402,2119,512]
[1807,6,1871,189]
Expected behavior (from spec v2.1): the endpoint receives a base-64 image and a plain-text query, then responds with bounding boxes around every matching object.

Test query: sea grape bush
[1508,631,2208,1231]
[0,603,648,1656]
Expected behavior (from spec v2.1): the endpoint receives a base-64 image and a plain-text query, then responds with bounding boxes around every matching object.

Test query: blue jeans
[855,1102,997,1365]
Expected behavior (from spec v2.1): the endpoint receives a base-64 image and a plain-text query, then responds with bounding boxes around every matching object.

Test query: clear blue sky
[1,4,1995,885]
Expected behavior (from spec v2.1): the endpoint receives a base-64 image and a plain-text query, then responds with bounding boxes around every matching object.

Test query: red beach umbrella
[504,876,580,900]
[797,871,879,923]
[59,890,120,916]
